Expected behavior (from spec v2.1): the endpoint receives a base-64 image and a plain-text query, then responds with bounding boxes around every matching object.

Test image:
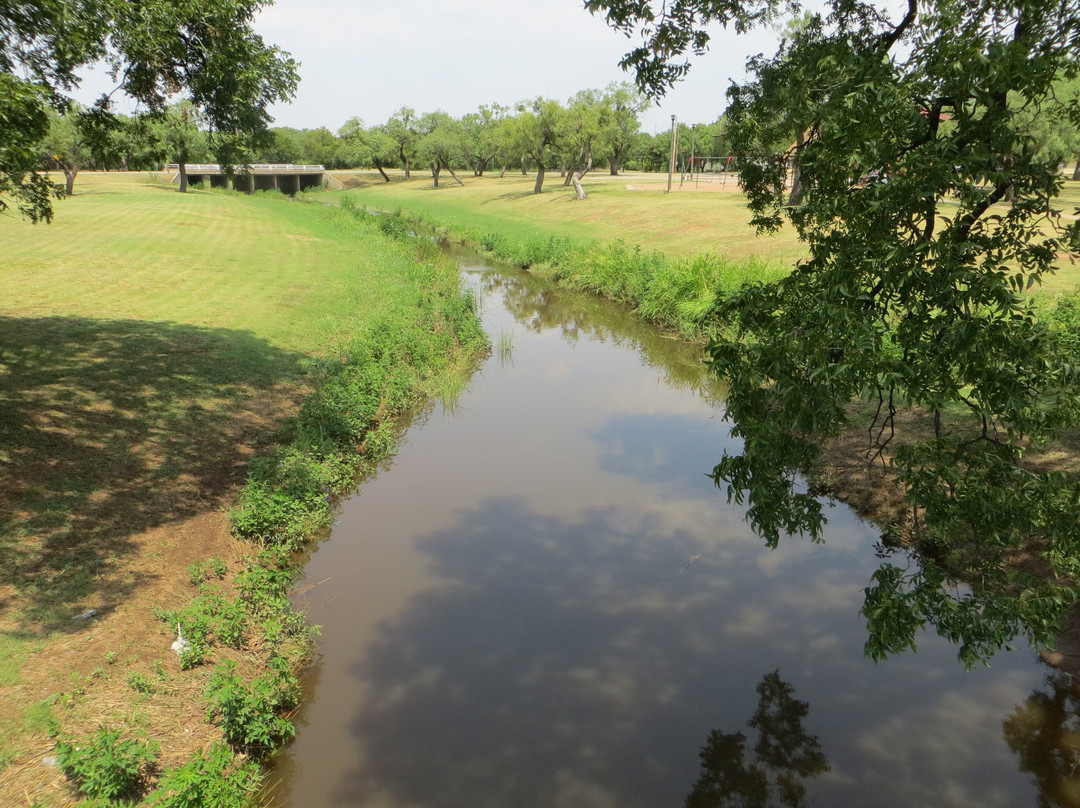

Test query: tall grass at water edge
[459,227,786,340]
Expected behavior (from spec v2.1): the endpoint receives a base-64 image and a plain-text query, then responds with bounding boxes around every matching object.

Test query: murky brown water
[265,252,1076,807]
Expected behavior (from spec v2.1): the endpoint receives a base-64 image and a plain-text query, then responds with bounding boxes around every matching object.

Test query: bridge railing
[164,163,326,173]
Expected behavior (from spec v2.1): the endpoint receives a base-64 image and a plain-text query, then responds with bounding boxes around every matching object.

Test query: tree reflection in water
[1004,673,1080,807]
[685,671,829,808]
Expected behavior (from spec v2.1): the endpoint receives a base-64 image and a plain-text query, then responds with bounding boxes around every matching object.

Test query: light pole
[667,114,678,193]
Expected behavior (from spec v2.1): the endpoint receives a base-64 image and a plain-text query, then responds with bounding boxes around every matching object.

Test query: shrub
[146,742,262,808]
[55,726,158,802]
[204,662,298,755]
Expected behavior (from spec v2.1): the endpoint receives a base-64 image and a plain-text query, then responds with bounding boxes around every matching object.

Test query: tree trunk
[445,162,466,187]
[572,175,588,200]
[64,167,77,196]
[375,162,390,182]
[520,155,528,175]
[533,162,546,194]
[786,129,805,206]
[499,166,508,178]
[609,157,620,175]
[1072,156,1080,181]
[432,163,441,187]
[178,161,189,193]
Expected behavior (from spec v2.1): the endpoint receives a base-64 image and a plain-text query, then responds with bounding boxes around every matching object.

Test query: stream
[264,250,1076,807]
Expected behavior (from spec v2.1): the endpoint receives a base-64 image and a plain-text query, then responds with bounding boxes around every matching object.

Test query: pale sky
[75,0,786,135]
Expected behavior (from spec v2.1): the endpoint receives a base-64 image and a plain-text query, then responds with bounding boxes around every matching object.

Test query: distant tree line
[269,85,733,193]
[39,73,1080,199]
[36,82,736,195]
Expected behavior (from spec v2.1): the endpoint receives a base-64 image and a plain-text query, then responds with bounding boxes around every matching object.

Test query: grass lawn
[331,169,808,266]
[0,171,483,802]
[334,168,1080,294]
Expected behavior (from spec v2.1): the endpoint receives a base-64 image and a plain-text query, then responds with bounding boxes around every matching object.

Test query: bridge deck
[165,163,325,175]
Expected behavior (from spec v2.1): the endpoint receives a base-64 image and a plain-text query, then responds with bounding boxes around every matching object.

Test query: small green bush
[146,742,262,808]
[204,662,298,755]
[55,726,158,802]
[127,671,157,695]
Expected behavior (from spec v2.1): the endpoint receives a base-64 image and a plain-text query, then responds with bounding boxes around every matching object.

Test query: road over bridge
[165,164,345,193]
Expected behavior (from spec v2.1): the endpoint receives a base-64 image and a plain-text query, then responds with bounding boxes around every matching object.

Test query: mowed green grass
[0,172,457,635]
[334,169,1080,294]
[3,172,402,354]
[0,173,489,781]
[331,170,808,265]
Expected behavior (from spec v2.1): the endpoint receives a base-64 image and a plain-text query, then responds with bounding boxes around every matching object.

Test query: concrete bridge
[165,163,345,193]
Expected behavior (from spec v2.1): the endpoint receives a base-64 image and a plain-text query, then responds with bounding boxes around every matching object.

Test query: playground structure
[680,154,739,188]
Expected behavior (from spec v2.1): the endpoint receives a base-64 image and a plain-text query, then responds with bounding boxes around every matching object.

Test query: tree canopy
[1,0,297,219]
[589,0,1080,665]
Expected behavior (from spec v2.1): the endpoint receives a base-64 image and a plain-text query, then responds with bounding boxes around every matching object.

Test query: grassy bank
[0,173,486,805]
[335,173,802,340]
[337,170,1080,660]
[332,170,808,263]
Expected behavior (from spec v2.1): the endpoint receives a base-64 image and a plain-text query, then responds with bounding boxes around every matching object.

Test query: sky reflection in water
[269,261,1072,808]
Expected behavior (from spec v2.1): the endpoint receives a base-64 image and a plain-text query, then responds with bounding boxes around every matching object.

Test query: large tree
[385,107,421,180]
[588,0,1080,665]
[514,97,565,194]
[461,103,509,176]
[338,118,398,181]
[1,0,297,216]
[559,89,609,196]
[40,107,90,196]
[601,82,650,175]
[158,101,211,192]
[416,111,468,188]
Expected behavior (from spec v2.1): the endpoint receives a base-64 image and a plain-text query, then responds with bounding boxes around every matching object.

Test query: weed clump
[55,726,159,802]
[146,742,262,807]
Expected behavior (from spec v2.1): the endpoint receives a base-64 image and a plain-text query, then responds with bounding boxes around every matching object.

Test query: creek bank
[8,201,488,806]
[379,202,1080,671]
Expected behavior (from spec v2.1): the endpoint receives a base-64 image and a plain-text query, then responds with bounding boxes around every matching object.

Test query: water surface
[267,254,1072,807]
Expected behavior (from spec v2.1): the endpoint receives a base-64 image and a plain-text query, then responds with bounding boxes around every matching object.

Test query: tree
[559,89,608,197]
[338,118,398,182]
[1,0,297,214]
[601,82,650,175]
[685,671,829,808]
[416,111,467,188]
[588,0,1080,665]
[514,97,564,194]
[1,2,111,220]
[1011,73,1080,179]
[41,107,90,196]
[262,127,304,164]
[153,102,211,192]
[113,0,297,191]
[461,103,509,176]
[385,107,420,180]
[294,127,345,167]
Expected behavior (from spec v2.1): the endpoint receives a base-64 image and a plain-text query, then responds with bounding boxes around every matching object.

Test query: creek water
[265,251,1075,807]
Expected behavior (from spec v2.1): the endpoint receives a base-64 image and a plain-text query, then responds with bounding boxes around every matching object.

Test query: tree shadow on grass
[0,315,307,634]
